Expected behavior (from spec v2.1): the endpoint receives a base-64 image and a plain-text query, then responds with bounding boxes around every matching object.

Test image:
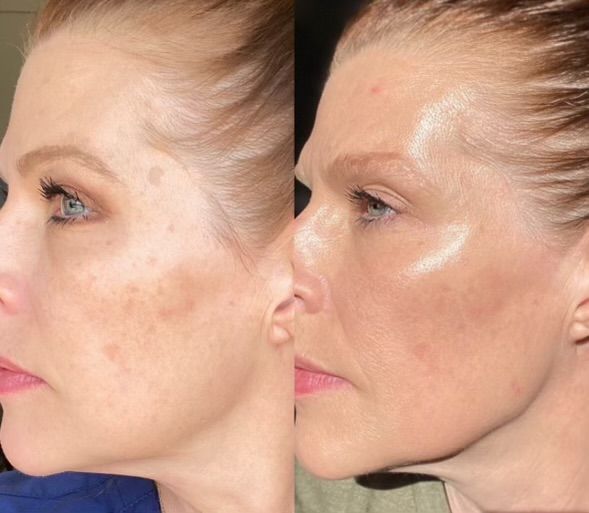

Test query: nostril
[294,269,329,315]
[0,273,28,315]
[294,296,305,313]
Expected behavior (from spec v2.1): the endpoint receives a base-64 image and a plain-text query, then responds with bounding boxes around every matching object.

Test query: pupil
[64,197,83,215]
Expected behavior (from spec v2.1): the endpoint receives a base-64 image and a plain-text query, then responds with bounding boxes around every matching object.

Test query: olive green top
[296,464,452,513]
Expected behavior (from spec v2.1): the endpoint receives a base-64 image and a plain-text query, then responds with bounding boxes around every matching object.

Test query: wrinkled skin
[294,46,579,489]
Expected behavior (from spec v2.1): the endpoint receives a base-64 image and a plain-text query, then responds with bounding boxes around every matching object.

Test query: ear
[569,232,589,350]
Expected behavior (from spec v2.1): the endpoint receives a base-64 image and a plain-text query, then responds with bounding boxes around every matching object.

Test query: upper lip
[0,357,37,376]
[295,355,341,377]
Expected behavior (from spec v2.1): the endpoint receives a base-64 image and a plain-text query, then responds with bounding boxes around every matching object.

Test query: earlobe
[270,297,295,345]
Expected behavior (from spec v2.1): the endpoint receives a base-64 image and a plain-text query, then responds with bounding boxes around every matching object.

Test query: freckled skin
[0,33,270,477]
[295,47,573,479]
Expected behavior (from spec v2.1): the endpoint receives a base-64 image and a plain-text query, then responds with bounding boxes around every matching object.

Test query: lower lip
[0,369,45,395]
[295,368,349,397]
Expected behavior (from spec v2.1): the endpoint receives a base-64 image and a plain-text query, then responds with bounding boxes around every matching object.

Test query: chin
[296,421,464,481]
[0,420,78,477]
[0,442,60,477]
[295,453,353,481]
[295,432,384,480]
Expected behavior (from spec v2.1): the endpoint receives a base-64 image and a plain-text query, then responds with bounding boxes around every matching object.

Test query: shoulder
[0,470,160,513]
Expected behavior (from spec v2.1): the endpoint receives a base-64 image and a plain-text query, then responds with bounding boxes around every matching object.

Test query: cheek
[41,234,261,394]
[335,227,560,401]
[321,227,563,469]
[23,240,260,466]
[37,245,218,391]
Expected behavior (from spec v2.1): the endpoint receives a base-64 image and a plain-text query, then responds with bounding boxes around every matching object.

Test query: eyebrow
[323,151,434,188]
[16,145,121,183]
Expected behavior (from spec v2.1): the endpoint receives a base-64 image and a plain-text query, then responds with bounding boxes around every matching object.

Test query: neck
[407,356,589,512]
[106,346,293,513]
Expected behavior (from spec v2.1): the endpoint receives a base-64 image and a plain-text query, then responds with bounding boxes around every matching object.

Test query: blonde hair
[335,0,589,242]
[30,0,293,252]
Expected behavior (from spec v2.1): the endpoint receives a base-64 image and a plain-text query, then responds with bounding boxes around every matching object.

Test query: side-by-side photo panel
[294,1,589,512]
[0,1,294,513]
[295,2,449,512]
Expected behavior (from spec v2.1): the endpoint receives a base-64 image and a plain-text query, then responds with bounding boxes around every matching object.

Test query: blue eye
[0,179,7,209]
[346,185,397,227]
[61,196,87,218]
[39,177,92,226]
[365,196,392,219]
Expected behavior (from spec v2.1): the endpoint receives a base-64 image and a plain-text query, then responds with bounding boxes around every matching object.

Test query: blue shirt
[0,470,162,513]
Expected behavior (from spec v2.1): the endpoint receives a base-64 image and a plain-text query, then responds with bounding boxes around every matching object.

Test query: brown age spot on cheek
[156,263,197,321]
[101,263,200,370]
[102,343,130,372]
[148,166,165,187]
[410,341,441,377]
[402,278,471,378]
[98,281,145,372]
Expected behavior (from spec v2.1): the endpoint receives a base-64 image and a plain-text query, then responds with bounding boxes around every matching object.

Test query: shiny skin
[294,47,574,485]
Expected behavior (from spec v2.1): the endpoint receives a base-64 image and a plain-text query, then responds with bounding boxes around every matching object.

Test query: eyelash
[345,185,398,228]
[39,177,91,226]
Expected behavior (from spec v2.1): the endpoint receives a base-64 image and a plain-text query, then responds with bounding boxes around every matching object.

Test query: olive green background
[0,0,43,139]
[296,464,451,513]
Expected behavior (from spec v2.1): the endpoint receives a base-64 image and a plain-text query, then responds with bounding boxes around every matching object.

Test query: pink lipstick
[295,357,350,397]
[0,357,45,395]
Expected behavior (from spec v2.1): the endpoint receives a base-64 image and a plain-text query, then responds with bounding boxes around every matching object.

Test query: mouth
[0,357,46,395]
[295,356,351,398]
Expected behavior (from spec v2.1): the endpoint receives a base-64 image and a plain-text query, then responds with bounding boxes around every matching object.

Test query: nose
[0,273,29,315]
[0,207,34,316]
[294,267,328,315]
[293,207,331,315]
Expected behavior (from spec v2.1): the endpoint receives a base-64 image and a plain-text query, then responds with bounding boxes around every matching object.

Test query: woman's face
[295,47,575,478]
[0,33,269,475]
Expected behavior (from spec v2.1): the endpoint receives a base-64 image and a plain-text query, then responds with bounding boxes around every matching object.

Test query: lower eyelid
[355,214,396,230]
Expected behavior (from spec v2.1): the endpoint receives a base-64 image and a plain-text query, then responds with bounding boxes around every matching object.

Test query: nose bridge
[294,203,334,315]
[294,207,321,270]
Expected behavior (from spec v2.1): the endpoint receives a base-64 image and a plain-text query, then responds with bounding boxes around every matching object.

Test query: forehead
[1,32,149,163]
[300,46,478,178]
